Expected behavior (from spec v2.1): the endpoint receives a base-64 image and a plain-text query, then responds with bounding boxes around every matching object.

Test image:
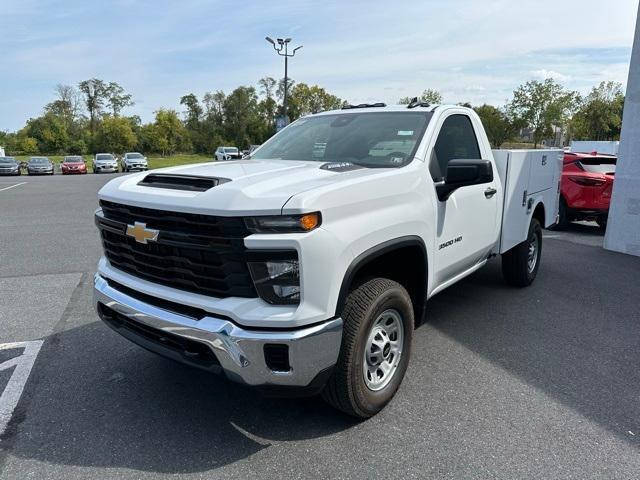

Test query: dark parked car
[27,157,54,175]
[0,156,21,176]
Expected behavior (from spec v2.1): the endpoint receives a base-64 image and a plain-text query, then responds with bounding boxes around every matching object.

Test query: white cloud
[532,69,572,82]
[0,0,637,130]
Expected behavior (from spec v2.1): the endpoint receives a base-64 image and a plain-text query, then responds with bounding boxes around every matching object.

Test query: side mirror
[436,159,493,201]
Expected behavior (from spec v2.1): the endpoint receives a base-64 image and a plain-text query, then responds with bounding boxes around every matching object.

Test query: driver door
[429,113,499,285]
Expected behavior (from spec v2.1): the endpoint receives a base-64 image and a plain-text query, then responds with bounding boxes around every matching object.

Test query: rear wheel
[502,218,542,287]
[550,197,569,230]
[596,216,608,231]
[322,278,413,418]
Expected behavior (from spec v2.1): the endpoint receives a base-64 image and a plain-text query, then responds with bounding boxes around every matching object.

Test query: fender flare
[334,235,429,318]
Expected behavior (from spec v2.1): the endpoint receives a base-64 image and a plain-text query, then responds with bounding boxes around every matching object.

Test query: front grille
[97,201,256,298]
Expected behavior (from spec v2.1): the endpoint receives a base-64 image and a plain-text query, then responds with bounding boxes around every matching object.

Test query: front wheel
[502,218,542,287]
[322,278,413,418]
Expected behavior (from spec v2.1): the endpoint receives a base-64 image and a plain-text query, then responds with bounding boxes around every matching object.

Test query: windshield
[64,157,83,163]
[96,154,114,161]
[127,153,144,159]
[579,157,616,174]
[29,157,49,164]
[0,157,17,164]
[251,111,432,167]
[223,147,238,153]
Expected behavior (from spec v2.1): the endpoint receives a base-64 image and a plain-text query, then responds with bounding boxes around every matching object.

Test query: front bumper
[95,164,118,172]
[126,163,148,170]
[94,273,342,388]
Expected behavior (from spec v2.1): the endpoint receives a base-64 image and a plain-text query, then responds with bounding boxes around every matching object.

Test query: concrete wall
[604,2,640,256]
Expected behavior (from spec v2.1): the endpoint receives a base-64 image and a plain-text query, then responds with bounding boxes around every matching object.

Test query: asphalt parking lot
[1,174,639,479]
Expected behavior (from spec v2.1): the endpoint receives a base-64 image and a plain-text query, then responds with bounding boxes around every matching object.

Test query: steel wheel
[363,309,404,391]
[527,233,539,274]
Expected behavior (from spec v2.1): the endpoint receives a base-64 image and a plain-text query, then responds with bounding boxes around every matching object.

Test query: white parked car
[121,152,148,172]
[214,146,241,161]
[94,104,561,418]
[93,153,119,173]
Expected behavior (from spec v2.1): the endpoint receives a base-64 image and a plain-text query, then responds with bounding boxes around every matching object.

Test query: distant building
[517,125,567,147]
[570,141,619,155]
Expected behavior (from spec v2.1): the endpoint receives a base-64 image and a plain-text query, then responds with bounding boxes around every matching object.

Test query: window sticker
[397,130,414,136]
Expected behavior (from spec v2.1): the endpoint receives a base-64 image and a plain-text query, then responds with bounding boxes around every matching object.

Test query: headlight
[247,252,300,305]
[245,212,321,233]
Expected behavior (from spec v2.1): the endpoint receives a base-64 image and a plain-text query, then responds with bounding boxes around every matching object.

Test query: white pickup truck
[94,104,561,417]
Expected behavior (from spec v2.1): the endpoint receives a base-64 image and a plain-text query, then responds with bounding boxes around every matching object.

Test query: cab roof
[311,103,446,117]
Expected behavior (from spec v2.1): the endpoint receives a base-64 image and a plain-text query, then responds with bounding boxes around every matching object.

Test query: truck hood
[98,159,387,216]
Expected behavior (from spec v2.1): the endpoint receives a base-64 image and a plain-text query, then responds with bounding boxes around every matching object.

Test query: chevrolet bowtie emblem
[126,222,159,244]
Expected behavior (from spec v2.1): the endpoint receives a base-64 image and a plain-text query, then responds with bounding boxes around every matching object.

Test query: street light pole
[265,36,302,127]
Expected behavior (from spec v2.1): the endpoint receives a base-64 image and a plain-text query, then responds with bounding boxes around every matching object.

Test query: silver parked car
[93,153,119,173]
[121,152,148,172]
[215,146,241,161]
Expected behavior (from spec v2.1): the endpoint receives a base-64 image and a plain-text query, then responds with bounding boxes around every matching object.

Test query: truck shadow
[3,321,358,474]
[424,238,640,446]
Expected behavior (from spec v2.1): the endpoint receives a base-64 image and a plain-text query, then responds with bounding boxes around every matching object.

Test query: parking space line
[0,182,27,192]
[0,340,43,436]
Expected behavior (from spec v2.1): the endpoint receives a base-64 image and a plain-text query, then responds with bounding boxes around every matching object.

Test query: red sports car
[61,155,87,174]
[558,151,616,229]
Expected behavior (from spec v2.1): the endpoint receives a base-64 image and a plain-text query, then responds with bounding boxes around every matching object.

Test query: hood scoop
[138,173,230,192]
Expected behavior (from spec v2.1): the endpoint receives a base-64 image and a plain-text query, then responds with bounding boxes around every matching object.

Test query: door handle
[484,187,497,199]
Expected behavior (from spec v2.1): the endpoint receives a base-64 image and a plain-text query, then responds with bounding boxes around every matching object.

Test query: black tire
[322,278,413,418]
[502,218,542,287]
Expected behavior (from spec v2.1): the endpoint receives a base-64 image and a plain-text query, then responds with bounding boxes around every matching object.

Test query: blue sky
[1,0,638,132]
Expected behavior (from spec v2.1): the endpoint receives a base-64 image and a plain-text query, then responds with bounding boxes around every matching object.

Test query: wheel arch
[532,201,546,227]
[335,236,429,326]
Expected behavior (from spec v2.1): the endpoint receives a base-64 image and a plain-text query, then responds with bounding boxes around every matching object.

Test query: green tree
[180,93,203,129]
[105,82,134,117]
[258,77,278,129]
[288,83,342,120]
[68,139,87,154]
[474,104,515,148]
[154,109,190,155]
[23,113,69,153]
[570,81,624,141]
[203,90,226,122]
[20,137,39,154]
[507,78,579,148]
[95,116,137,153]
[276,77,295,103]
[138,124,167,154]
[399,89,443,105]
[78,78,108,133]
[223,86,263,148]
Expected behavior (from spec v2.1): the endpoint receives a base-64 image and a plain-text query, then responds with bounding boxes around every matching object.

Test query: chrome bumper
[94,274,342,388]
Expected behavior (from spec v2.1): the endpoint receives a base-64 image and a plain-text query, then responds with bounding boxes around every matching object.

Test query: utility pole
[265,36,302,128]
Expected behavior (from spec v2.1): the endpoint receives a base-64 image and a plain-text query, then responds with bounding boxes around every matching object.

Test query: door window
[429,114,481,181]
